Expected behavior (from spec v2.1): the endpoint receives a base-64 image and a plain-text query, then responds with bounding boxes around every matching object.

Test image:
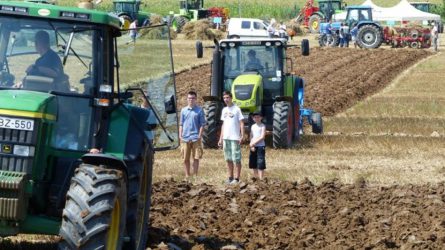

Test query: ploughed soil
[146,178,445,249]
[3,48,439,249]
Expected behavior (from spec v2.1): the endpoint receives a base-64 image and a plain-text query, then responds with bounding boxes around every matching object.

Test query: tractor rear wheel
[59,164,127,250]
[172,16,188,33]
[309,14,322,33]
[123,145,153,250]
[311,112,323,134]
[273,101,294,149]
[356,25,382,49]
[202,101,222,148]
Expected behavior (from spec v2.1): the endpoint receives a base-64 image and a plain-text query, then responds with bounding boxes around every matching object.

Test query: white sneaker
[230,179,239,185]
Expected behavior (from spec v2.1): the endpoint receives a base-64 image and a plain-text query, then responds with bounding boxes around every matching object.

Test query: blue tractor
[319,5,383,49]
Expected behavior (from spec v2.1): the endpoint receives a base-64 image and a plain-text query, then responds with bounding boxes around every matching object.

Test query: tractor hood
[232,74,263,113]
[0,90,57,121]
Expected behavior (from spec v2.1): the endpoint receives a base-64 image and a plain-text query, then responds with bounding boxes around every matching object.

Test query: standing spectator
[218,91,244,184]
[339,22,350,47]
[179,91,206,179]
[324,20,333,42]
[431,22,439,52]
[279,21,287,39]
[128,19,138,44]
[249,112,266,180]
[350,24,358,48]
[267,18,276,38]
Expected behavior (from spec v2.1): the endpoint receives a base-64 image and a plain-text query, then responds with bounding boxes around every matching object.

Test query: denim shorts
[223,140,241,163]
[249,146,266,170]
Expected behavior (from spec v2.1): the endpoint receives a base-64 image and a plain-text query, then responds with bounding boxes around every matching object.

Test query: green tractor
[0,1,178,249]
[196,38,323,149]
[113,0,150,29]
[170,0,208,33]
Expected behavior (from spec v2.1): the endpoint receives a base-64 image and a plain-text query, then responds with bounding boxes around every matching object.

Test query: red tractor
[296,0,344,33]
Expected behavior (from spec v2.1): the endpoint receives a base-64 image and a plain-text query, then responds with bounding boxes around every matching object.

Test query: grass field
[59,0,444,20]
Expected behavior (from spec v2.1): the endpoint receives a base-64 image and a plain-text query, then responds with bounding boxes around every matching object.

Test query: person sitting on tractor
[26,30,63,79]
[245,50,263,72]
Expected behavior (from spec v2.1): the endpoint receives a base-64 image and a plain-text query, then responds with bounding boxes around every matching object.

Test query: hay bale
[182,22,196,39]
[150,14,163,25]
[169,28,178,40]
[146,28,162,39]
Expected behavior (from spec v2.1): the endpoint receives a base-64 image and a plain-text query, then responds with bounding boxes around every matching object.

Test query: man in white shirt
[218,91,244,184]
[432,22,439,52]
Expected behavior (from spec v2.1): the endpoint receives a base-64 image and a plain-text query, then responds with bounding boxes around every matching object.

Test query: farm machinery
[295,0,345,33]
[0,0,178,249]
[319,5,433,49]
[196,38,323,149]
[319,5,383,48]
[170,0,229,33]
[112,0,151,29]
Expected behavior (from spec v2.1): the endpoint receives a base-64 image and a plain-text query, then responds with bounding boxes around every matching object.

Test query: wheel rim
[106,200,121,250]
[363,32,376,44]
[311,21,319,31]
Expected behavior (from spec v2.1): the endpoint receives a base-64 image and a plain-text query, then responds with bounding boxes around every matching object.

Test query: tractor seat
[22,75,53,92]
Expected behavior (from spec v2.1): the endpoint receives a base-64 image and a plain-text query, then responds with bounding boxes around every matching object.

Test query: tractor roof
[0,1,121,29]
[219,38,288,46]
[346,5,372,10]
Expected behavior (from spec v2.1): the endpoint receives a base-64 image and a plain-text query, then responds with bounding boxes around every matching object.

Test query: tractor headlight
[275,41,282,46]
[229,42,235,47]
[13,145,34,157]
[220,42,227,47]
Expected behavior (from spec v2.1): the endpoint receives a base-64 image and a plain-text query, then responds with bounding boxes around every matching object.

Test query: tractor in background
[295,0,345,33]
[0,0,178,249]
[319,5,383,48]
[170,0,229,33]
[196,38,323,149]
[113,0,151,29]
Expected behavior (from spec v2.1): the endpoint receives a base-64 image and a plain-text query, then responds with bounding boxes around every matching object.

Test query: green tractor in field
[196,38,323,149]
[0,1,178,249]
[113,0,151,29]
[170,0,208,33]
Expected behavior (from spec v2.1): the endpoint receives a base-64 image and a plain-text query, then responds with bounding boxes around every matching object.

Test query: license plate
[0,116,34,131]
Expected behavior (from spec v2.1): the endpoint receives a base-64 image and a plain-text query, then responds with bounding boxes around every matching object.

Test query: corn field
[60,0,443,20]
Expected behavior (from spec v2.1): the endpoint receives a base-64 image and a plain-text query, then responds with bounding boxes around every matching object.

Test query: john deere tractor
[113,0,151,29]
[319,5,383,48]
[170,0,208,33]
[0,1,178,249]
[196,38,323,149]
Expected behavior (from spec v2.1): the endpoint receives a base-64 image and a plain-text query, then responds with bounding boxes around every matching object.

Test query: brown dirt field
[3,48,438,249]
[175,47,431,116]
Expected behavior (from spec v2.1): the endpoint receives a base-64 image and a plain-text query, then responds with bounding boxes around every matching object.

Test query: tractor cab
[0,1,178,247]
[318,0,343,22]
[113,0,141,21]
[178,0,207,18]
[220,39,288,116]
[345,5,373,26]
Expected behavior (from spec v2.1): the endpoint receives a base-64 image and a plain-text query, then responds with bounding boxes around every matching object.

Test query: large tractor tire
[356,25,383,49]
[120,14,132,30]
[59,164,127,249]
[273,101,294,149]
[124,145,154,250]
[308,14,322,33]
[202,101,222,148]
[311,112,323,134]
[318,34,339,47]
[172,16,188,33]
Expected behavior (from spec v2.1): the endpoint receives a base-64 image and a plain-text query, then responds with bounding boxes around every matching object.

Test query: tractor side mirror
[301,39,310,56]
[164,94,176,114]
[196,40,203,58]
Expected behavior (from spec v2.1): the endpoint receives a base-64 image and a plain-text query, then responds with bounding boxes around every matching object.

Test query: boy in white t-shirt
[249,111,266,180]
[218,91,244,184]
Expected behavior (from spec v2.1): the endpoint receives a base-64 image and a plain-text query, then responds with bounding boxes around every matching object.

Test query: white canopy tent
[333,0,441,22]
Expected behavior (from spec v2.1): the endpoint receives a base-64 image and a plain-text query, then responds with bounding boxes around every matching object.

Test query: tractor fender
[203,96,221,102]
[81,153,128,178]
[357,21,382,30]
